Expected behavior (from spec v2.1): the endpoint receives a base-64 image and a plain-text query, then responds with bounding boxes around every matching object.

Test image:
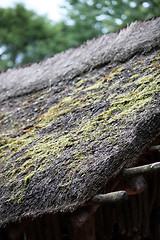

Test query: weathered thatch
[0,17,160,227]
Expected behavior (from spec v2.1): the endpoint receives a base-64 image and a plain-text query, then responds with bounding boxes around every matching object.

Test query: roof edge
[0,17,160,102]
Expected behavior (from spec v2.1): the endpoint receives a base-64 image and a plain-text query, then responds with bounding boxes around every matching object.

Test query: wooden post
[122,201,132,237]
[130,196,138,233]
[0,229,4,240]
[150,145,160,151]
[123,162,160,177]
[25,220,38,240]
[149,172,157,213]
[137,193,142,236]
[92,191,128,204]
[43,214,55,240]
[119,175,147,195]
[7,218,30,240]
[154,172,160,240]
[116,203,126,235]
[71,214,96,240]
[103,204,115,240]
[95,207,104,239]
[50,214,62,240]
[70,205,98,240]
[142,190,150,238]
[35,217,44,240]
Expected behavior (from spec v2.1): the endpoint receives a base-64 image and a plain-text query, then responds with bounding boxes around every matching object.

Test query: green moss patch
[0,50,160,203]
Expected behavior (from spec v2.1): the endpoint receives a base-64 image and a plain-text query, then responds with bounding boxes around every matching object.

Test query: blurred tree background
[0,0,160,71]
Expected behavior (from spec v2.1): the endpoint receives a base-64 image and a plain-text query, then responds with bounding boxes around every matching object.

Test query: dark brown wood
[0,229,4,240]
[149,172,158,213]
[122,200,132,237]
[116,203,126,235]
[133,235,141,240]
[44,214,54,240]
[155,172,160,240]
[103,204,115,239]
[142,190,150,238]
[137,193,142,236]
[92,191,128,204]
[7,218,30,240]
[50,214,62,240]
[130,195,138,233]
[123,162,160,177]
[71,214,96,240]
[17,232,25,240]
[35,217,44,240]
[71,205,98,228]
[122,175,147,195]
[25,220,38,240]
[157,222,160,240]
[95,207,104,239]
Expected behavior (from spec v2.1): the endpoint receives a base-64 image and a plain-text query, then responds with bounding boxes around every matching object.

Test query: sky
[0,0,66,21]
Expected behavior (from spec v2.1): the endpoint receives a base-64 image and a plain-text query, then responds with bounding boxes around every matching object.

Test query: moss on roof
[0,40,160,225]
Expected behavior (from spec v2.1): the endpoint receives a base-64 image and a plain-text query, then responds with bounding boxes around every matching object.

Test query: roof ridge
[0,17,160,102]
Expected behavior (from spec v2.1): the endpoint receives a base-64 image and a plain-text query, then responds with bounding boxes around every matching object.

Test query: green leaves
[0,1,160,71]
[0,4,71,70]
[63,0,160,33]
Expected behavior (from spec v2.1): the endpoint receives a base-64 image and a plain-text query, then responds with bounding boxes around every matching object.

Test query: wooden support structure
[122,199,132,236]
[7,218,30,240]
[26,220,38,240]
[116,203,126,235]
[0,146,159,240]
[50,214,62,240]
[34,218,44,240]
[117,175,147,195]
[150,145,160,151]
[103,204,116,239]
[92,191,128,204]
[123,162,160,177]
[69,205,98,240]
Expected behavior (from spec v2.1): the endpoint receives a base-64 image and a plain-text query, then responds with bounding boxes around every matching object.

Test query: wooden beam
[92,191,128,204]
[8,218,30,240]
[123,162,160,177]
[70,212,96,240]
[71,205,98,228]
[122,175,147,195]
[150,145,160,151]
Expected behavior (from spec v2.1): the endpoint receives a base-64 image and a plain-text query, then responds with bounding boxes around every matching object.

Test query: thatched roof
[0,17,160,226]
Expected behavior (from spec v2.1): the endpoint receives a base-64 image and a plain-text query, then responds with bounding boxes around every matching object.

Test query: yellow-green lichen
[0,51,160,203]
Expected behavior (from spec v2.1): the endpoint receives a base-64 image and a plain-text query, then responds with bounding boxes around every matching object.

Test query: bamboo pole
[103,205,115,240]
[44,214,55,240]
[92,191,128,204]
[137,193,142,236]
[95,207,104,239]
[149,172,157,213]
[51,214,62,240]
[116,203,126,235]
[0,229,4,240]
[122,200,132,237]
[35,217,44,240]
[123,175,147,195]
[26,220,38,240]
[123,162,160,177]
[142,190,150,238]
[155,172,160,240]
[130,196,138,233]
[150,145,160,151]
[71,214,96,240]
[7,218,30,240]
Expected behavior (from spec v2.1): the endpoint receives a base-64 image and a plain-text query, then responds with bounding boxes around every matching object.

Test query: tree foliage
[0,4,71,70]
[0,1,160,71]
[64,0,160,34]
